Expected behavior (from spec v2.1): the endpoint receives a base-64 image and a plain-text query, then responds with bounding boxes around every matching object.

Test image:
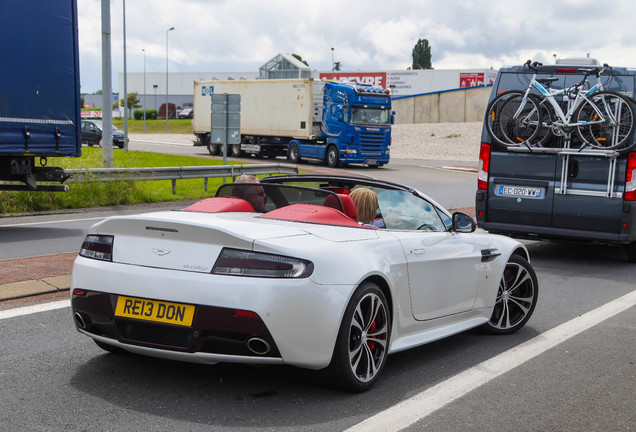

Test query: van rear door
[479,65,635,243]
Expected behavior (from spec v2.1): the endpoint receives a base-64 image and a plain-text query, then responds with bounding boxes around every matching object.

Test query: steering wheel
[416,223,437,231]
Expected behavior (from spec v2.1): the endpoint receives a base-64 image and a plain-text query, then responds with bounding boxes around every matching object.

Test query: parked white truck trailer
[192,79,393,167]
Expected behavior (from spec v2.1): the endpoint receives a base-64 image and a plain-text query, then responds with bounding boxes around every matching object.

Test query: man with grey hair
[232,175,267,212]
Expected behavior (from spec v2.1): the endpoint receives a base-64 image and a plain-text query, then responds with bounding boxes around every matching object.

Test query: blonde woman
[349,187,379,225]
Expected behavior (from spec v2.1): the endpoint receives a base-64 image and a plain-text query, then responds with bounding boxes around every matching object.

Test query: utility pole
[122,0,128,150]
[101,0,112,167]
[166,26,175,133]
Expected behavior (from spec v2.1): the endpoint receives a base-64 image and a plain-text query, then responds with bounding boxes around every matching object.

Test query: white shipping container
[193,79,325,140]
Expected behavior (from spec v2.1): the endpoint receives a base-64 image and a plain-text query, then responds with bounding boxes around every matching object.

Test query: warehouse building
[84,53,496,123]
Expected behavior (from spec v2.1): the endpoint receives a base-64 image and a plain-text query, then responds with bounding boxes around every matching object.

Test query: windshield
[350,106,391,125]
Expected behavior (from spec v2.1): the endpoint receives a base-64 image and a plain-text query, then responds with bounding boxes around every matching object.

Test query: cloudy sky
[78,0,636,93]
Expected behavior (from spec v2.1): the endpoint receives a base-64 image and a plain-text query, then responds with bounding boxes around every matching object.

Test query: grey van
[475,60,636,262]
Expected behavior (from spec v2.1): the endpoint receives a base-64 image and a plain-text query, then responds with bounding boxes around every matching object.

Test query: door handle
[411,248,426,255]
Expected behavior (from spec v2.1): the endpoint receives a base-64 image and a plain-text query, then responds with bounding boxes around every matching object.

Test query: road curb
[0,275,71,301]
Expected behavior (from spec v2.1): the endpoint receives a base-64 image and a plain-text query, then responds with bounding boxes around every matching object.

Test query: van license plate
[115,296,195,327]
[498,185,543,198]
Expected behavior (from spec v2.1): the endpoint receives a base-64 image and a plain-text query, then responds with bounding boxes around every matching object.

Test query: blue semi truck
[192,79,394,167]
[0,1,81,192]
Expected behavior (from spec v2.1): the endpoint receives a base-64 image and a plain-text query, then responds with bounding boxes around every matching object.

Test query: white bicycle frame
[514,68,615,132]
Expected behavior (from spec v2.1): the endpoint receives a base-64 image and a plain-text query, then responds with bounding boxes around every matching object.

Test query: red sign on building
[319,72,387,88]
[460,72,486,88]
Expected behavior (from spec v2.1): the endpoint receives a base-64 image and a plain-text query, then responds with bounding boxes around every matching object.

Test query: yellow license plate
[115,296,195,327]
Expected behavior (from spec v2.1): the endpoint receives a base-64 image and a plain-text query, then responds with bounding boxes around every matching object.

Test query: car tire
[94,339,128,354]
[482,254,538,335]
[288,143,300,163]
[325,281,390,392]
[97,138,103,148]
[326,145,339,168]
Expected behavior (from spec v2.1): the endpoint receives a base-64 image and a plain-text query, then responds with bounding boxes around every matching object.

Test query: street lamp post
[123,0,128,150]
[166,26,174,133]
[331,47,335,78]
[153,84,158,111]
[142,48,146,133]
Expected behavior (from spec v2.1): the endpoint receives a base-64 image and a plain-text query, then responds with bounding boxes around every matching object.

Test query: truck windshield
[350,107,391,125]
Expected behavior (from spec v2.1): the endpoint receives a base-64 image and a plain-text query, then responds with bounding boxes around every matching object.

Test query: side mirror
[391,111,396,125]
[336,105,344,122]
[451,212,476,233]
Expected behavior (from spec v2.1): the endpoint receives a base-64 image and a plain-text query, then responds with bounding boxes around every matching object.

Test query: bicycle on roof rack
[485,60,636,153]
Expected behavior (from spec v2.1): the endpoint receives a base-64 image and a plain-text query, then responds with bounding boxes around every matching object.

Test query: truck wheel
[326,145,339,168]
[230,144,242,157]
[207,143,219,156]
[288,143,300,163]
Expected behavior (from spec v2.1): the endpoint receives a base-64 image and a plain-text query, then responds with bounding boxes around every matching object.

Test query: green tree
[113,92,142,118]
[292,53,309,67]
[412,38,432,69]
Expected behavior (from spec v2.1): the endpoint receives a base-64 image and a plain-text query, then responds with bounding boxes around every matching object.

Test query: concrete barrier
[393,86,492,124]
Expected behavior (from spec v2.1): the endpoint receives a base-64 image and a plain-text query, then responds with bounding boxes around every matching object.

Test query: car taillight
[212,248,314,278]
[625,152,636,201]
[478,143,491,190]
[79,235,114,261]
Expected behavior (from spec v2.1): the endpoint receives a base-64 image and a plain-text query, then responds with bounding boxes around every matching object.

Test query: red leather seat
[182,197,255,213]
[323,194,358,221]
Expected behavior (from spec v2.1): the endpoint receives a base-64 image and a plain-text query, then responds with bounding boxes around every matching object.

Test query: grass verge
[112,118,193,134]
[0,147,246,214]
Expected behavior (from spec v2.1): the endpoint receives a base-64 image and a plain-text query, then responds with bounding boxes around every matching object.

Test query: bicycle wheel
[485,91,524,147]
[528,98,553,147]
[498,93,544,148]
[575,91,636,151]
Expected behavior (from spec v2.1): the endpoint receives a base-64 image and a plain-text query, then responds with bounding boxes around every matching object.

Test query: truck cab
[317,81,393,167]
[475,60,636,262]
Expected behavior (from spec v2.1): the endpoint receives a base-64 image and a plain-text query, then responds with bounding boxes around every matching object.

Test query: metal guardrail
[65,163,298,194]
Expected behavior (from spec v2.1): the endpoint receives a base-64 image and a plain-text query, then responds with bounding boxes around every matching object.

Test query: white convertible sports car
[71,175,538,392]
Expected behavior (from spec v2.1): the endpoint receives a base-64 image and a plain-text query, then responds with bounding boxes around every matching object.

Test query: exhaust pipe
[74,312,87,329]
[246,337,271,355]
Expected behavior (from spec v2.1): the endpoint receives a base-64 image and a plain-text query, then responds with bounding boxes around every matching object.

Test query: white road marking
[1,289,634,430]
[0,300,70,320]
[345,290,636,432]
[0,216,104,227]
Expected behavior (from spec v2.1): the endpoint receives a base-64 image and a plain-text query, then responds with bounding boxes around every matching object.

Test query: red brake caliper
[367,321,376,351]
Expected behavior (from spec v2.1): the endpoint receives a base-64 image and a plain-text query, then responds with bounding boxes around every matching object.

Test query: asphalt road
[126,138,479,209]
[1,242,634,431]
[0,141,478,260]
[1,141,634,431]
